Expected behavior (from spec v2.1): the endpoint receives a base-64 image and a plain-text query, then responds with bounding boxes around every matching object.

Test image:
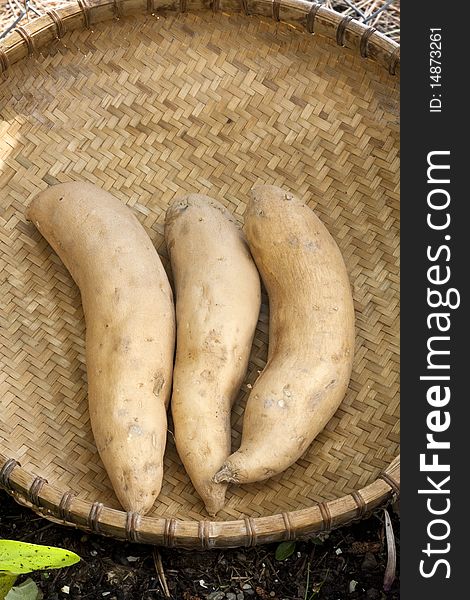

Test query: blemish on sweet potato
[153,372,165,397]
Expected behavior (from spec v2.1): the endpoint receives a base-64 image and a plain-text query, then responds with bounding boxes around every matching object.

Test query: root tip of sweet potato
[212,464,238,484]
[205,504,221,518]
[203,486,228,516]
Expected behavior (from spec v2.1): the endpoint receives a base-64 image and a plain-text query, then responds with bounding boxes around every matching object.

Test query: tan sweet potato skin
[165,194,261,515]
[27,182,175,514]
[214,185,355,485]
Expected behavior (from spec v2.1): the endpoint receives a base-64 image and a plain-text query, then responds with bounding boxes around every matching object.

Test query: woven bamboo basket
[0,0,399,548]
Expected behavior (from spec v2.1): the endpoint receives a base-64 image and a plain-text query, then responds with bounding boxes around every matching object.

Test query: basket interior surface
[0,9,399,522]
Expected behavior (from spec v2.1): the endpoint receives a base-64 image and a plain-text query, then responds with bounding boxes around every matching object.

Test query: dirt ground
[0,491,400,599]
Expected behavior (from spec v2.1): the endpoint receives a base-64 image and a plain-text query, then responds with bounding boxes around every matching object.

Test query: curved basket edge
[0,451,400,548]
[0,0,400,78]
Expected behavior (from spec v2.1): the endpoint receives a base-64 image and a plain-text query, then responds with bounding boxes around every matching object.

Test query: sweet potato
[27,182,175,514]
[214,185,355,485]
[165,194,261,515]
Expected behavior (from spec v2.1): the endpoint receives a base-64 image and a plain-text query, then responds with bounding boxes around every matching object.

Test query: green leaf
[275,541,296,561]
[310,537,324,545]
[5,578,42,600]
[0,541,80,575]
[0,573,18,600]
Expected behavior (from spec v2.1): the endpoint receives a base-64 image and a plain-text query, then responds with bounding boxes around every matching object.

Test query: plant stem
[303,563,310,600]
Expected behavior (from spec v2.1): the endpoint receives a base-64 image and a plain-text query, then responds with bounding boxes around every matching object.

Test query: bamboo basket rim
[0,0,400,76]
[0,0,400,548]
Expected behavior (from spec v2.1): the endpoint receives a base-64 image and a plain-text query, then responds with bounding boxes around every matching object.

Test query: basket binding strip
[0,0,399,547]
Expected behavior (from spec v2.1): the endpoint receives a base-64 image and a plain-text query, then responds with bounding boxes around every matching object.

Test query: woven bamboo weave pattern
[0,9,399,526]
